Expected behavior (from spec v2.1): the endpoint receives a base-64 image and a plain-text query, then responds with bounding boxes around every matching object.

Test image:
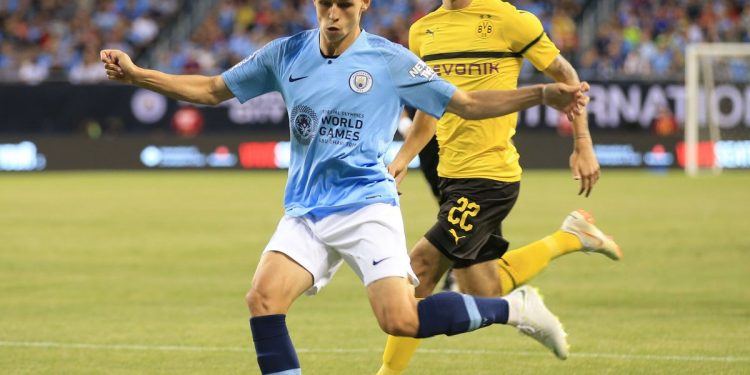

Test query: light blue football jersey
[222,29,456,217]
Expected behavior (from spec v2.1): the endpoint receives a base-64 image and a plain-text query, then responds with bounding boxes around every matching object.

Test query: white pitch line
[0,341,748,363]
[417,348,750,363]
[0,341,248,353]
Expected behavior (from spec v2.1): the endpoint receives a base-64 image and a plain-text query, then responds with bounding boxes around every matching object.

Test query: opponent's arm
[543,55,600,196]
[446,82,589,121]
[387,110,437,186]
[100,49,234,105]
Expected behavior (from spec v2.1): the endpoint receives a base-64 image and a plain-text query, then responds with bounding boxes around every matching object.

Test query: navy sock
[249,314,301,375]
[415,292,509,338]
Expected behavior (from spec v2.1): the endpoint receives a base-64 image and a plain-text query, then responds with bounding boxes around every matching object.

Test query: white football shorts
[264,203,419,295]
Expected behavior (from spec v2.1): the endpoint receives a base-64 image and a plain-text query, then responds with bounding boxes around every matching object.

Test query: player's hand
[387,159,409,189]
[569,138,600,197]
[100,49,138,84]
[543,82,590,121]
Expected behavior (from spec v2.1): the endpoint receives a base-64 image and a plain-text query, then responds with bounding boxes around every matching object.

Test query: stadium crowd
[1,0,749,84]
[145,0,585,77]
[579,0,750,80]
[0,0,180,84]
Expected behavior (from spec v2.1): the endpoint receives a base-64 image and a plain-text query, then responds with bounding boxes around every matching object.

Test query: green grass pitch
[1,170,749,374]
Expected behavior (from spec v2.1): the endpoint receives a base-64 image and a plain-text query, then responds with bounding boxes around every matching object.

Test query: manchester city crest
[290,105,318,145]
[349,70,373,93]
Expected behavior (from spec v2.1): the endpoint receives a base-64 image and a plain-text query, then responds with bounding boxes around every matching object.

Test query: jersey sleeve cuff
[220,70,247,103]
[434,83,458,118]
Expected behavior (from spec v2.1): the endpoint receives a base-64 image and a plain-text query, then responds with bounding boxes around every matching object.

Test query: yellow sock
[377,335,421,375]
[496,230,582,295]
[546,230,583,258]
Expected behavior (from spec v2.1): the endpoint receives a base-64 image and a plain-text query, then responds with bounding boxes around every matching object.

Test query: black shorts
[425,178,520,268]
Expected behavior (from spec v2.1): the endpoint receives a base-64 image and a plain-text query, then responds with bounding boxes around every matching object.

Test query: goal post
[684,43,750,176]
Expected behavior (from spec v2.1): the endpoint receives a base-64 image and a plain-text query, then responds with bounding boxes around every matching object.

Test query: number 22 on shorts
[447,197,480,231]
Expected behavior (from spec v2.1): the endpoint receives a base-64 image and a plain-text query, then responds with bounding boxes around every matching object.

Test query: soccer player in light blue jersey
[100,1,589,373]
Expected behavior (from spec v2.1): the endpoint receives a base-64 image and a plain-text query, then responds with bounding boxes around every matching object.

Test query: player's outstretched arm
[100,49,234,106]
[388,110,437,186]
[544,55,600,197]
[445,82,589,121]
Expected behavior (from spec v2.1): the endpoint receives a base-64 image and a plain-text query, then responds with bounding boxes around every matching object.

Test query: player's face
[314,0,370,47]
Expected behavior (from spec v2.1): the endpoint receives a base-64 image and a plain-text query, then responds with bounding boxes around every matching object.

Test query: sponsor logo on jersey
[408,61,437,81]
[431,63,500,76]
[290,105,318,145]
[317,109,364,147]
[349,70,373,93]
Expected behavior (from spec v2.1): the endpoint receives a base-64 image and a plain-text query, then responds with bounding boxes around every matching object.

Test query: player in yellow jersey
[376,1,623,374]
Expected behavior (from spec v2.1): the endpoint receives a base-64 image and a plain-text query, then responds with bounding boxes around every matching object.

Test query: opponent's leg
[456,209,623,297]
[560,209,622,260]
[246,251,313,375]
[411,238,454,298]
[452,260,504,296]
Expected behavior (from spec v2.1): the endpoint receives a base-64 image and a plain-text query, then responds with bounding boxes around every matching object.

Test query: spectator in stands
[18,49,49,85]
[69,47,107,84]
[653,105,679,136]
[128,12,159,47]
[0,43,17,81]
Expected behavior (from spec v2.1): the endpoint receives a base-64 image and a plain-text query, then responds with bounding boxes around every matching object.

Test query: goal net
[684,43,750,176]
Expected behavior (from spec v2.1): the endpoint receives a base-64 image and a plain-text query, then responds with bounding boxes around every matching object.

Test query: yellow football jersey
[409,0,560,181]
